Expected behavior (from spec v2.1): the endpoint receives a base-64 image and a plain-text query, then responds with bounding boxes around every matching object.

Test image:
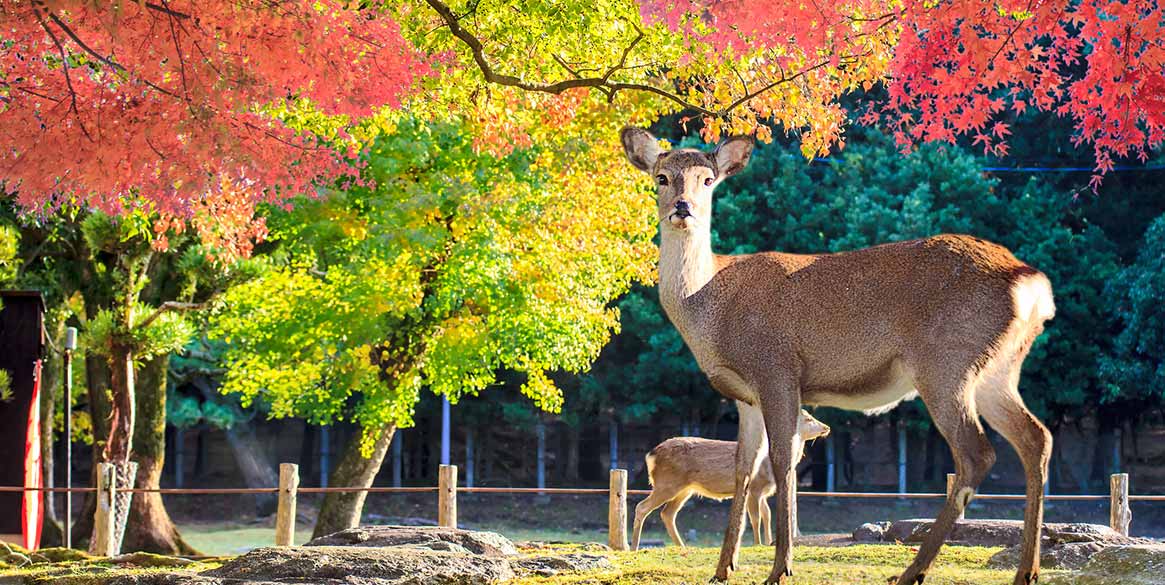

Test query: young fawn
[631,409,830,550]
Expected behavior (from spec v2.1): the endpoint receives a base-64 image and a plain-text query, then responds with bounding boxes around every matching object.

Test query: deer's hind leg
[632,487,676,550]
[747,489,764,545]
[896,364,996,585]
[978,358,1051,585]
[660,490,693,547]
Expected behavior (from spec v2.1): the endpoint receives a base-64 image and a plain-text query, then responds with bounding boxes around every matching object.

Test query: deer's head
[620,127,753,233]
[797,409,830,442]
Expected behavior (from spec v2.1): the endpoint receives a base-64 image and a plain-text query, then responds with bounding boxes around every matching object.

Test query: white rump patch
[1012,274,1055,322]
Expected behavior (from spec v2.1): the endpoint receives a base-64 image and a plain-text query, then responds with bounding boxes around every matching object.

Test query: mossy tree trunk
[312,425,396,539]
[121,355,197,554]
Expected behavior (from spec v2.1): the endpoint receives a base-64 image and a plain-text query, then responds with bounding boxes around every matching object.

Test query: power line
[810,157,1165,173]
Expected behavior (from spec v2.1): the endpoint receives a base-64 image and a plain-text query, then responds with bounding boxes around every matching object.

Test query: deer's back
[647,437,775,499]
[685,235,1049,407]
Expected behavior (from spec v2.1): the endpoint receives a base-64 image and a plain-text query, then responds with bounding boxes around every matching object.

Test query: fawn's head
[620,127,753,233]
[797,409,830,442]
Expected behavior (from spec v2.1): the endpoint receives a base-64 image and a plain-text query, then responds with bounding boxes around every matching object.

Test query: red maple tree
[1,0,425,216]
[641,0,1165,183]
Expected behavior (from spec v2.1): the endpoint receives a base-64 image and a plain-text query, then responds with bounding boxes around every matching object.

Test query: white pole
[63,327,76,549]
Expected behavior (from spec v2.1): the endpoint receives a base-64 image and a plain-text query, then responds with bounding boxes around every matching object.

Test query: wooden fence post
[275,463,299,546]
[608,468,628,551]
[91,463,116,557]
[946,473,965,521]
[439,464,458,528]
[1110,473,1131,537]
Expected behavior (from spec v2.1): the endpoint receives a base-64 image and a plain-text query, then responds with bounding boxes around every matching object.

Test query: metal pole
[64,327,76,549]
[319,426,330,488]
[608,417,618,470]
[897,426,907,495]
[465,429,474,489]
[825,434,836,493]
[441,397,451,466]
[392,431,403,488]
[536,419,546,493]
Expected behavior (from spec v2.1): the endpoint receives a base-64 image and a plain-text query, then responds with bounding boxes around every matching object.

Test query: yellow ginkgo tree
[210,100,658,535]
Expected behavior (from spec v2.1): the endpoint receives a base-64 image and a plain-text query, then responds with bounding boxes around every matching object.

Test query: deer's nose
[674,200,691,218]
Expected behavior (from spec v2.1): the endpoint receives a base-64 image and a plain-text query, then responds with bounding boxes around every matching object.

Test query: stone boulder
[304,525,519,557]
[879,520,1145,548]
[511,553,613,577]
[1044,545,1165,585]
[107,527,610,585]
[852,522,891,543]
[987,542,1106,571]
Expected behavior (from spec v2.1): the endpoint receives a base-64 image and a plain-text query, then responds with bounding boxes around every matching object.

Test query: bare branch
[137,301,213,330]
[32,3,91,140]
[421,0,859,120]
[422,0,718,115]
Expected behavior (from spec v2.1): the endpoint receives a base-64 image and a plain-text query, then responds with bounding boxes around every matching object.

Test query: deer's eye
[656,175,669,186]
[704,177,714,187]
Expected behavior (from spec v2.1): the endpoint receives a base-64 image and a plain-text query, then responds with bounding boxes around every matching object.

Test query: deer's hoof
[1016,571,1039,585]
[764,568,793,584]
[888,574,925,585]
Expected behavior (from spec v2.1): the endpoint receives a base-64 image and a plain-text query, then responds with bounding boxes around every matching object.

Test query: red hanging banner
[22,359,42,551]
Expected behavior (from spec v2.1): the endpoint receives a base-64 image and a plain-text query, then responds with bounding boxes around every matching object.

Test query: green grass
[513,544,1057,585]
[1,539,1070,585]
[180,524,314,555]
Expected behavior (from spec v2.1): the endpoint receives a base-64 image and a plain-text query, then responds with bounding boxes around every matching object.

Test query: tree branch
[137,301,214,330]
[422,0,862,120]
[33,3,91,140]
[422,0,719,116]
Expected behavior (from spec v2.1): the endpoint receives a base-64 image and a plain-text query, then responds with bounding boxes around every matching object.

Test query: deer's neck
[658,227,716,321]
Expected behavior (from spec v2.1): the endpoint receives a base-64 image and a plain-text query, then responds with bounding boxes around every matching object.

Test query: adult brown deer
[619,127,1055,585]
[631,408,829,551]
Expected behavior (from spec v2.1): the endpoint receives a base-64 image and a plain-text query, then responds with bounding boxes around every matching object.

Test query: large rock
[852,522,891,543]
[987,542,1106,570]
[213,546,515,584]
[304,525,519,557]
[107,527,608,585]
[1044,545,1165,585]
[880,520,1146,548]
[511,553,613,577]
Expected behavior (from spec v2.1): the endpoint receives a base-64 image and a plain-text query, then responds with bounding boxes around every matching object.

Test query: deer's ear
[620,127,662,173]
[714,136,753,177]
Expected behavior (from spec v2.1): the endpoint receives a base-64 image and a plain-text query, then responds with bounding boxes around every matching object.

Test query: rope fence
[5,465,1158,554]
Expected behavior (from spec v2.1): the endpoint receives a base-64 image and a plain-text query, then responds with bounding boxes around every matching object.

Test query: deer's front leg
[760,383,801,585]
[713,401,767,582]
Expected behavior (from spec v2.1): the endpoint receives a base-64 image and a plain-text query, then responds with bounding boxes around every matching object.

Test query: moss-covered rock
[1044,545,1165,585]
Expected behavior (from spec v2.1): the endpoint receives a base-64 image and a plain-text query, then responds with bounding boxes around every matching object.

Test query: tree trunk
[312,425,396,539]
[121,355,198,555]
[104,340,135,463]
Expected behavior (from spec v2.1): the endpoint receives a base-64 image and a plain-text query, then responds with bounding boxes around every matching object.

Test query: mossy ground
[0,544,220,585]
[513,543,1063,585]
[0,542,1069,585]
